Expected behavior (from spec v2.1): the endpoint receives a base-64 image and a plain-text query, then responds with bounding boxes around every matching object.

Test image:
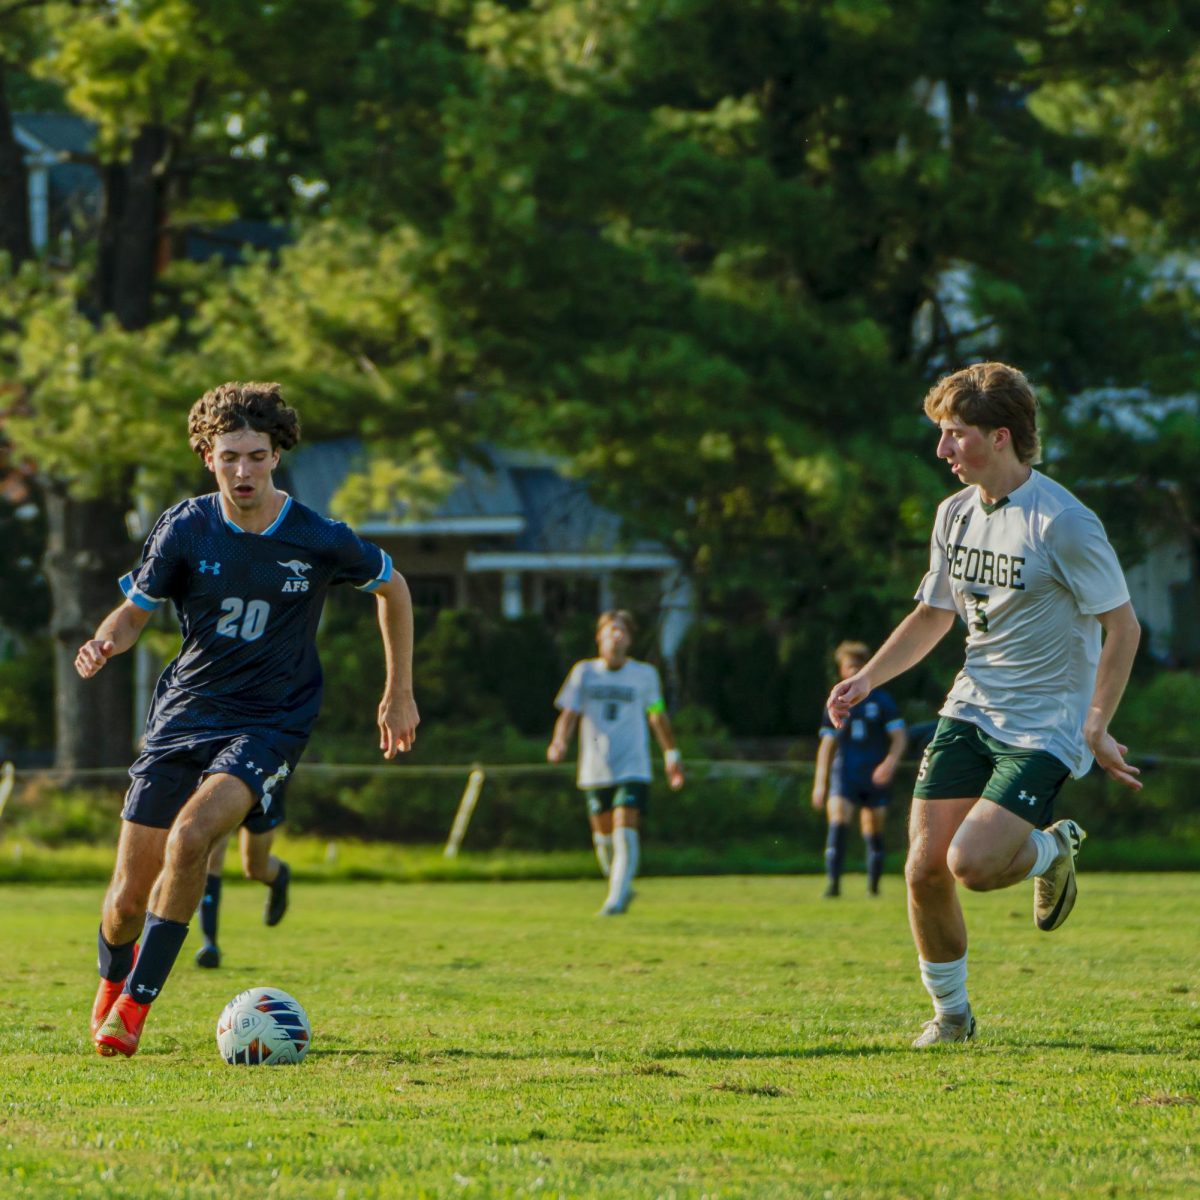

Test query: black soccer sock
[198,873,222,945]
[825,822,849,885]
[97,927,137,982]
[866,833,885,890]
[123,912,189,1004]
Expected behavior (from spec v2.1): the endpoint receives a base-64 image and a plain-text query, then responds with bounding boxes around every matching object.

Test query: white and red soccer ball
[216,986,311,1065]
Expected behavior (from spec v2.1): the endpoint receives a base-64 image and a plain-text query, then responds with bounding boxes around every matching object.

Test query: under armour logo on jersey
[1018,790,1036,805]
[199,560,221,575]
[246,762,264,776]
[135,983,159,997]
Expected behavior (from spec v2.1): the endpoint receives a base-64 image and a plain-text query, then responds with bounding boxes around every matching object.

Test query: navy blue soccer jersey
[819,689,905,783]
[120,493,392,749]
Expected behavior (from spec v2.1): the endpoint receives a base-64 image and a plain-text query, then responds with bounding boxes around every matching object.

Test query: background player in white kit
[547,610,685,915]
[827,362,1141,1046]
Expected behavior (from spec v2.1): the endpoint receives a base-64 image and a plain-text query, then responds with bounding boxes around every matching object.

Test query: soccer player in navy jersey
[193,822,291,970]
[76,381,419,1057]
[812,641,907,898]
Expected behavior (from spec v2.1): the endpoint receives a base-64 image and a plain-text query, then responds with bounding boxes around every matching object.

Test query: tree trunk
[45,483,136,773]
[51,121,169,774]
[109,123,168,330]
[0,63,33,266]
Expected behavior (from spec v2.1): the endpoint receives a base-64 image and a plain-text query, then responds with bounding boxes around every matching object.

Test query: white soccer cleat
[912,1007,976,1048]
[1035,819,1087,932]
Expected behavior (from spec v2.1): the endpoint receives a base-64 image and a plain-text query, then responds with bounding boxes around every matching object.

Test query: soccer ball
[216,986,312,1065]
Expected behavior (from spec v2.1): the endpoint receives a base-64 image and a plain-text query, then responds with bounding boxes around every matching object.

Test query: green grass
[1,874,1197,1198]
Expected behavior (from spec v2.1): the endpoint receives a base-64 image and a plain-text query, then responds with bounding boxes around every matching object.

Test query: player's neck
[219,485,287,534]
[599,653,628,671]
[976,462,1031,507]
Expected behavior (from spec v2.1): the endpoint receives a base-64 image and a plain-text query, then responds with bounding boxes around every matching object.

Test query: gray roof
[286,441,662,556]
[14,112,96,156]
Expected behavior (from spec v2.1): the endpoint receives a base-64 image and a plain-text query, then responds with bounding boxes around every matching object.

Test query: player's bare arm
[826,604,955,727]
[75,601,152,678]
[546,709,580,763]
[648,710,685,791]
[871,725,908,787]
[374,572,419,757]
[1084,601,1142,791]
[812,735,834,808]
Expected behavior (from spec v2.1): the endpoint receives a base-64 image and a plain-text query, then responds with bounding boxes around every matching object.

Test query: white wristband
[664,749,681,769]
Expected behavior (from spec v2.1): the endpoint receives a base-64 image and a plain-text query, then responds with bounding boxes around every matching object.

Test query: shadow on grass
[314,1043,904,1062]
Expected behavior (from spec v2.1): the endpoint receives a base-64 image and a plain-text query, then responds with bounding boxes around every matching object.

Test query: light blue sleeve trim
[885,719,907,732]
[356,549,394,593]
[818,728,837,740]
[120,572,165,612]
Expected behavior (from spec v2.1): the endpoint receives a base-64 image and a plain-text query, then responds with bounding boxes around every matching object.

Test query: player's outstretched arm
[648,710,684,790]
[826,603,955,727]
[373,573,419,758]
[1085,601,1142,791]
[74,601,152,678]
[546,710,579,763]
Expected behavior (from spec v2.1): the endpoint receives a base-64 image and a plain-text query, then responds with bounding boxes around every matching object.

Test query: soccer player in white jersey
[826,362,1141,1047]
[547,610,685,915]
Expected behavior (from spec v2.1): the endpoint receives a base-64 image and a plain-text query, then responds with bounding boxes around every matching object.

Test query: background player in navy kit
[812,641,907,897]
[76,381,419,1057]
[193,821,290,969]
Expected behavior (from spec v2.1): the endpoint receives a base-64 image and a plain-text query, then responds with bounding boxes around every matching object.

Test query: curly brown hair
[923,362,1041,465]
[187,381,301,461]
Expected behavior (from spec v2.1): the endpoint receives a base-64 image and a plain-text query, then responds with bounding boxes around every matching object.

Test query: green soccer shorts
[913,717,1070,827]
[585,781,650,817]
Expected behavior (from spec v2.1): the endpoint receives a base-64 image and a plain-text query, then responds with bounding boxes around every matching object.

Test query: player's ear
[202,448,215,474]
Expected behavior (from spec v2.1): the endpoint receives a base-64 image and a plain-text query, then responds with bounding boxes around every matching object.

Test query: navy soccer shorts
[122,732,306,833]
[829,764,890,809]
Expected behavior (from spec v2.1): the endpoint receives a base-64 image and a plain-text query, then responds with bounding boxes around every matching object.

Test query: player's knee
[165,820,210,868]
[904,849,952,893]
[946,843,999,892]
[105,886,147,929]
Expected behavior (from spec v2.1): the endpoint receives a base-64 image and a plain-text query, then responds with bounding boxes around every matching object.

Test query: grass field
[1,873,1197,1199]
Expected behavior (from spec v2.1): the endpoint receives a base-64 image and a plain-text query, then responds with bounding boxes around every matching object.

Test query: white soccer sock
[1023,828,1058,879]
[605,827,640,909]
[919,953,969,1018]
[592,833,613,877]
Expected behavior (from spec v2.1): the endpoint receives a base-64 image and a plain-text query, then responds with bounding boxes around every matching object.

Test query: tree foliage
[4,1,1200,760]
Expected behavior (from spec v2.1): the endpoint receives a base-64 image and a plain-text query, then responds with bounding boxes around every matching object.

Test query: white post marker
[0,762,13,823]
[444,767,486,858]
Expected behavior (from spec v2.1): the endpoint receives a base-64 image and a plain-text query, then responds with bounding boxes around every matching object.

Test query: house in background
[285,442,694,665]
[12,112,101,255]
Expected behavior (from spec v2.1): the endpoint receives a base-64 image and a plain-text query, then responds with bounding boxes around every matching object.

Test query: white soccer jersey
[915,471,1129,777]
[555,658,664,788]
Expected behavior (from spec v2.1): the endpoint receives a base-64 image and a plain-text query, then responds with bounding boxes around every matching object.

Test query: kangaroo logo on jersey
[278,559,312,593]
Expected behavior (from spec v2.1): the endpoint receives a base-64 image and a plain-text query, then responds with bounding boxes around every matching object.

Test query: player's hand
[1087,729,1142,791]
[379,690,419,758]
[75,639,116,679]
[825,673,871,728]
[666,761,685,791]
[871,760,896,787]
[546,741,567,764]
